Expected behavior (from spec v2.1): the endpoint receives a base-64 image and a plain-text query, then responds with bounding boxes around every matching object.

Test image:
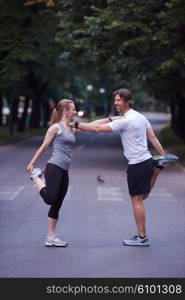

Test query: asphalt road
[0,113,185,278]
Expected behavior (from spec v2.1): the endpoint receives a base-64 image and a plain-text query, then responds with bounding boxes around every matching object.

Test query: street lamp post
[86,84,94,119]
[99,88,107,116]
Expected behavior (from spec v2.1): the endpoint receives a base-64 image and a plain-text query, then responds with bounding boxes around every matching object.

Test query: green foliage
[55,0,185,137]
[159,125,184,147]
[56,0,185,90]
[0,0,61,95]
[1,0,185,137]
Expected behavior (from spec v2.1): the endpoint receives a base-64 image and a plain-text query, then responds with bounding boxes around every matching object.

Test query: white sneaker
[152,154,179,169]
[30,168,43,180]
[123,235,150,247]
[45,235,68,247]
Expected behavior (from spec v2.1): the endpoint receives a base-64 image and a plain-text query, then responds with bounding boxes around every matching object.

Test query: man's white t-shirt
[109,109,152,164]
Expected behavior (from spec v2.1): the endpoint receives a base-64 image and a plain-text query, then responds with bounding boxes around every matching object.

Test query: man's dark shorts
[127,158,154,196]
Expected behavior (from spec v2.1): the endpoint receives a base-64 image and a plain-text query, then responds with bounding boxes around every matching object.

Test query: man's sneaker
[152,154,179,169]
[123,235,150,247]
[45,235,68,247]
[30,168,43,180]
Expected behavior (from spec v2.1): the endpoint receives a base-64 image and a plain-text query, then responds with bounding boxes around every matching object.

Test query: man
[70,88,167,247]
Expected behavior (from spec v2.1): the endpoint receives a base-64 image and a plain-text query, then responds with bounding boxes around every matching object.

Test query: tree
[0,0,64,130]
[56,0,185,139]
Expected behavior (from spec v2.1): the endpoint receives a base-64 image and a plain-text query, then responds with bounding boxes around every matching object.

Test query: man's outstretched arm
[90,116,122,125]
[70,120,113,133]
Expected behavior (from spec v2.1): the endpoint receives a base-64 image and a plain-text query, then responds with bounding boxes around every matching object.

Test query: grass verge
[159,125,185,166]
[0,128,46,145]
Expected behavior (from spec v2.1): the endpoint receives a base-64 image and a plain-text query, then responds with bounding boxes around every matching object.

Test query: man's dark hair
[112,89,134,108]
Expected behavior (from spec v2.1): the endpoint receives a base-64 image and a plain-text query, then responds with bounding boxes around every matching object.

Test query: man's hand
[69,122,75,128]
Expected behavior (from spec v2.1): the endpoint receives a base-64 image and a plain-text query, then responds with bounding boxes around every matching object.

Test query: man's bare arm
[70,121,113,133]
[147,127,166,155]
[91,116,122,125]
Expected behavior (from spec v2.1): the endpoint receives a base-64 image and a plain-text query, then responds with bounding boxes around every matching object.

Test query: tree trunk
[170,100,176,130]
[42,100,50,128]
[29,96,41,129]
[17,96,30,132]
[0,95,3,126]
[9,97,19,134]
[173,96,185,141]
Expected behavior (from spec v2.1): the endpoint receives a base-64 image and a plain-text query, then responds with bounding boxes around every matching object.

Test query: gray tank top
[48,123,76,170]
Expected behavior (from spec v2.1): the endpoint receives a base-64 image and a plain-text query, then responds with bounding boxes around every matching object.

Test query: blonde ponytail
[50,99,74,125]
[50,108,58,125]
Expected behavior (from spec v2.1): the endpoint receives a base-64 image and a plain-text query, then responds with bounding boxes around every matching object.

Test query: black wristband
[108,116,113,122]
[75,121,79,129]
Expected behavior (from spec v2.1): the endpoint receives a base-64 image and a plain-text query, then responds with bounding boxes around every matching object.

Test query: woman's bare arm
[27,124,59,172]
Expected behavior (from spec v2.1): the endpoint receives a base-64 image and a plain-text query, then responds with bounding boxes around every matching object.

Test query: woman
[27,99,77,247]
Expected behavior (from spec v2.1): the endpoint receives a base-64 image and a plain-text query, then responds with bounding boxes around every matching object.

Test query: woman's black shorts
[127,158,154,196]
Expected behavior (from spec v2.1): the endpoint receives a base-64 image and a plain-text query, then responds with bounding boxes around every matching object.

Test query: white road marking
[150,187,177,202]
[101,175,127,181]
[29,183,177,203]
[97,186,124,201]
[0,186,25,201]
